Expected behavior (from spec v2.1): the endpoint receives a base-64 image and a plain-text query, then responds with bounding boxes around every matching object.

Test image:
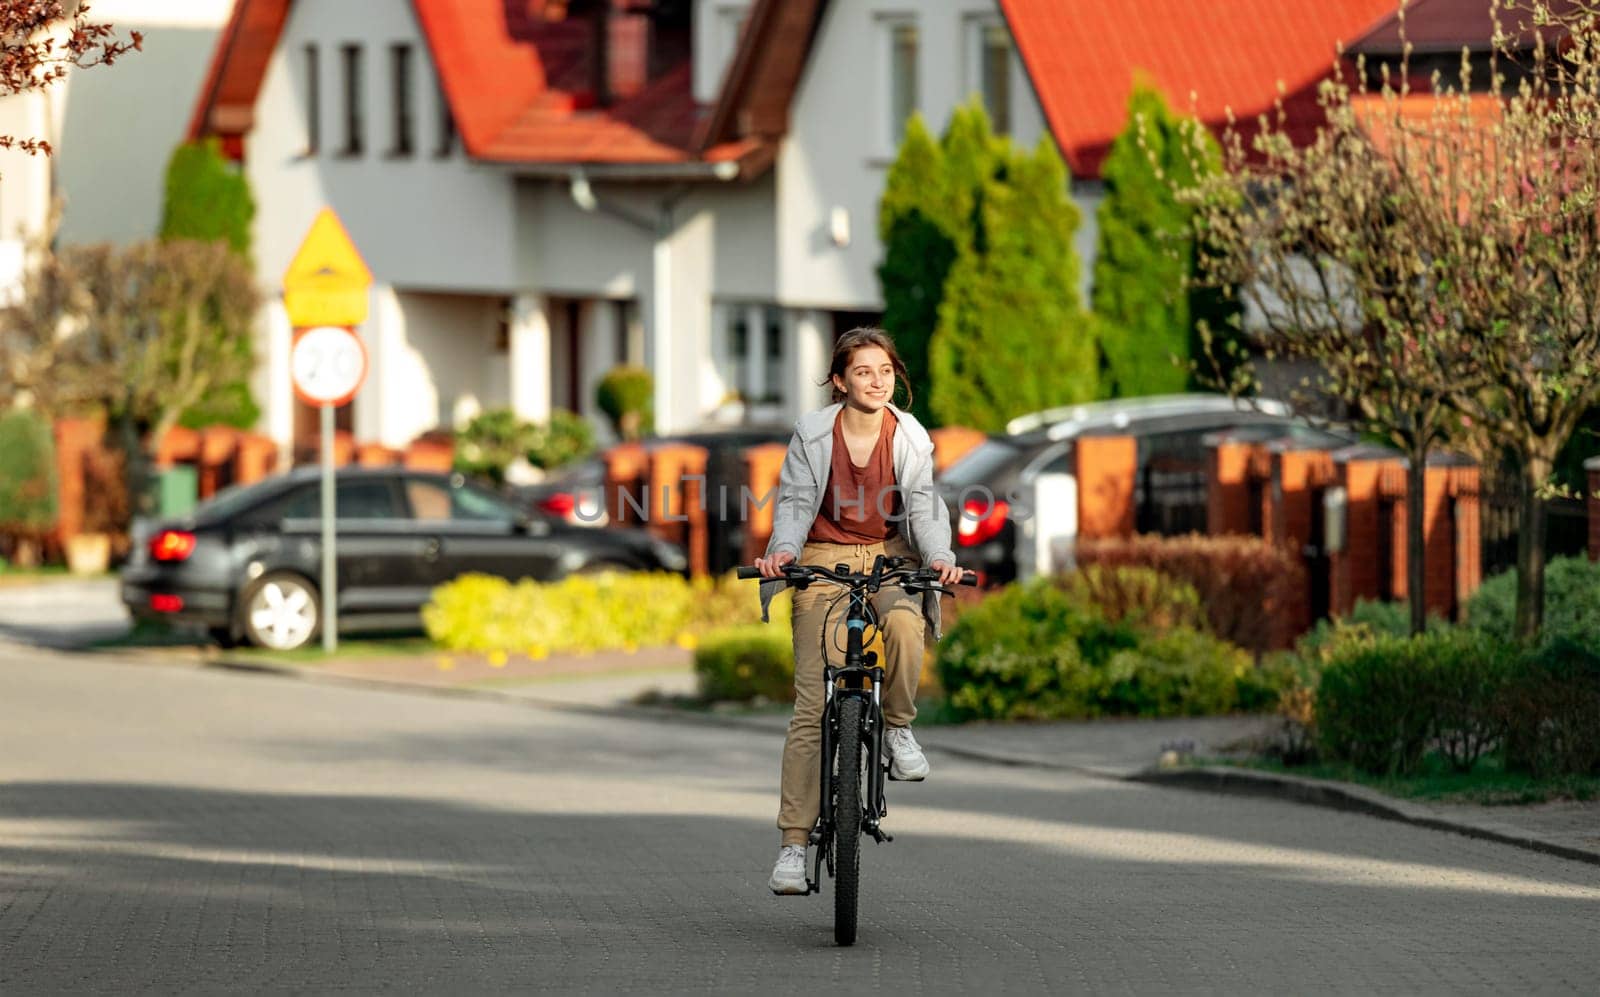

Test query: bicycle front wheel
[833,695,865,946]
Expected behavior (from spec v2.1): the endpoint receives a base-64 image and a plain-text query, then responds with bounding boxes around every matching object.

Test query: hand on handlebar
[754,550,796,579]
[928,560,965,588]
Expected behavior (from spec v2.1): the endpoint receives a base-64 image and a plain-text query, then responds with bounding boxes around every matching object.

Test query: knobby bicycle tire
[833,695,865,946]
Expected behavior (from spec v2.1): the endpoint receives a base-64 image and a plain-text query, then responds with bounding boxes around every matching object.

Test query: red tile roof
[190,0,765,170]
[1000,0,1401,177]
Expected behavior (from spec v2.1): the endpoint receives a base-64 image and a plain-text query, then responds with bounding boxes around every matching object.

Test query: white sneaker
[885,725,930,781]
[768,844,808,895]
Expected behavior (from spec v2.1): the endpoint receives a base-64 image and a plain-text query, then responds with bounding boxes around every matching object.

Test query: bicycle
[739,554,977,946]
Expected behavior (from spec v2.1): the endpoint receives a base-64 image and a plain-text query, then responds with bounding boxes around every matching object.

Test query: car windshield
[192,478,292,525]
[938,439,1025,487]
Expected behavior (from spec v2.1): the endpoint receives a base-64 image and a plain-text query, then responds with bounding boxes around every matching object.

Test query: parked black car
[121,467,689,651]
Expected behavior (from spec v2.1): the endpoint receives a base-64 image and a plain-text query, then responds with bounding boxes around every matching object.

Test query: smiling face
[832,345,896,411]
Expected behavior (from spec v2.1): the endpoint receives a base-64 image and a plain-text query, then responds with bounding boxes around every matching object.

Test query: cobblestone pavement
[3,645,1598,994]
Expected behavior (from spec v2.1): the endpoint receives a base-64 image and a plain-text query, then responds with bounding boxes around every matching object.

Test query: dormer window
[880,17,918,148]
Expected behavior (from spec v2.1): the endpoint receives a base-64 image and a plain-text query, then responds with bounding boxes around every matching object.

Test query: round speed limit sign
[291,325,368,406]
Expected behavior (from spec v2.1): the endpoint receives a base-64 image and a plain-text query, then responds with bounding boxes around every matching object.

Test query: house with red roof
[190,0,1408,458]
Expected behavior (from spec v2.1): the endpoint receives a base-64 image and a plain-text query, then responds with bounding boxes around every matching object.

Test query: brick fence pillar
[1450,464,1483,616]
[929,426,986,475]
[647,443,710,578]
[52,416,105,547]
[742,442,788,565]
[235,434,279,485]
[1587,457,1600,562]
[1207,439,1256,535]
[1074,434,1136,540]
[1331,452,1396,617]
[602,442,650,528]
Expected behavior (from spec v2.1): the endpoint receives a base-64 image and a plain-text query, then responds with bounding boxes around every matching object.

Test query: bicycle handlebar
[736,559,978,591]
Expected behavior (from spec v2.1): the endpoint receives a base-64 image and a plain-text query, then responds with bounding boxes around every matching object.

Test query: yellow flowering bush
[423,569,791,656]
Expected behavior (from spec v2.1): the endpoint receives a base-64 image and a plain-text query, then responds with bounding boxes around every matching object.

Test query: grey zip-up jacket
[758,402,956,641]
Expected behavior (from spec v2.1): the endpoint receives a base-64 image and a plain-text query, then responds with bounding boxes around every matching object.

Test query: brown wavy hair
[821,327,913,410]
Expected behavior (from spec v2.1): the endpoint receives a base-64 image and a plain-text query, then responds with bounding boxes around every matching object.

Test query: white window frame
[877,14,919,154]
[964,15,1014,136]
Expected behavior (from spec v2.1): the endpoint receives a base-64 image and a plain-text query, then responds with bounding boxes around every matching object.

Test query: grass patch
[226,632,434,667]
[1207,752,1600,806]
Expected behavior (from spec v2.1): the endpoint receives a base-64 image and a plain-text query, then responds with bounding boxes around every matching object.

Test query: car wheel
[241,572,320,651]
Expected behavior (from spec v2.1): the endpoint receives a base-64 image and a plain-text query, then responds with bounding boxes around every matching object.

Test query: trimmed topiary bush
[695,626,795,702]
[596,366,654,441]
[1314,634,1436,776]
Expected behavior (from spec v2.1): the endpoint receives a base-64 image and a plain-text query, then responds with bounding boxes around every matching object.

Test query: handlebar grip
[736,566,764,580]
[959,570,979,587]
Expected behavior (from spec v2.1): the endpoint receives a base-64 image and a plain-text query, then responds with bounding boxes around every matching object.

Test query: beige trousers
[777,534,924,846]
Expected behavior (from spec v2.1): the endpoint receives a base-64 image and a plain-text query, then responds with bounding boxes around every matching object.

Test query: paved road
[2,645,1598,993]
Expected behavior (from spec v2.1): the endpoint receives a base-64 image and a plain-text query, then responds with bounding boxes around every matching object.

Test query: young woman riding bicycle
[752,327,962,895]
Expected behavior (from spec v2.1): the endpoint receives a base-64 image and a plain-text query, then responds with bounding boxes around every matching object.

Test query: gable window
[435,77,456,157]
[340,44,364,156]
[881,17,918,148]
[969,19,1012,135]
[389,44,414,157]
[303,44,320,155]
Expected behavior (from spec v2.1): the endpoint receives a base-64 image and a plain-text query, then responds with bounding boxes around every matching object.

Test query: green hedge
[1075,534,1305,654]
[1466,556,1600,646]
[1501,638,1600,778]
[695,626,795,703]
[0,409,57,532]
[423,570,789,657]
[934,577,1272,721]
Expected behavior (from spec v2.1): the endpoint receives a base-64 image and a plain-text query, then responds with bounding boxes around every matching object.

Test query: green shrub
[1056,564,1205,633]
[1315,634,1435,775]
[0,409,58,532]
[1467,556,1600,646]
[423,570,789,656]
[1501,637,1600,778]
[525,410,594,470]
[1100,628,1247,717]
[454,409,532,486]
[596,366,654,441]
[1076,534,1305,654]
[1427,629,1517,773]
[937,579,1137,721]
[695,625,795,702]
[936,577,1265,721]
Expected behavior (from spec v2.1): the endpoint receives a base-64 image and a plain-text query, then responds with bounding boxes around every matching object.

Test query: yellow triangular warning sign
[283,209,374,328]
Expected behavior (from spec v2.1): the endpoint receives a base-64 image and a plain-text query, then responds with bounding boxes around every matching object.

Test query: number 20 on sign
[290,325,368,407]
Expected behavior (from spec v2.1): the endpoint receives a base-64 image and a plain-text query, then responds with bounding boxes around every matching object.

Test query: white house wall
[54,1,236,247]
[693,0,753,104]
[777,0,1051,310]
[249,0,517,294]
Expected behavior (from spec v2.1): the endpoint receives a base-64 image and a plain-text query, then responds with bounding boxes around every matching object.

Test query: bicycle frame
[807,577,893,894]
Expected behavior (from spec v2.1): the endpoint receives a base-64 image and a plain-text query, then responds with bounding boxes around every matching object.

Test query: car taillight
[957,499,1009,547]
[150,594,184,613]
[539,492,576,518]
[150,530,197,562]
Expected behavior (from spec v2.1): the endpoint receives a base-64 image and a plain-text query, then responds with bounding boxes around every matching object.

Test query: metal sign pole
[320,401,338,653]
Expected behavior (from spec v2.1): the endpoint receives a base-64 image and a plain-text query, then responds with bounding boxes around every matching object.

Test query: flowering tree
[0,1,141,155]
[1184,0,1600,639]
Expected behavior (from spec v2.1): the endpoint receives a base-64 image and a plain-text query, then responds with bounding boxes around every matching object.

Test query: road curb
[1133,765,1600,868]
[204,653,1600,868]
